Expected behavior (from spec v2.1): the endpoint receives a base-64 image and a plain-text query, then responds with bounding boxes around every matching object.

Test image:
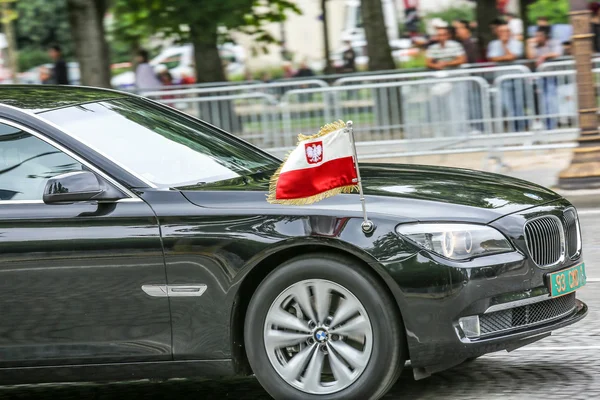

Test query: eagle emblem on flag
[305,142,323,164]
[267,120,358,205]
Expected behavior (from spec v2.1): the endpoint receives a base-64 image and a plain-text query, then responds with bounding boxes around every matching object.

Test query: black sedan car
[0,86,587,400]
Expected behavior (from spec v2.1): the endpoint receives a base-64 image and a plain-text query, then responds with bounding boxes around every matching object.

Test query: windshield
[40,98,280,187]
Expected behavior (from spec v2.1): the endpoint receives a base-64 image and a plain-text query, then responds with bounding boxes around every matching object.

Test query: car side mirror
[43,171,105,204]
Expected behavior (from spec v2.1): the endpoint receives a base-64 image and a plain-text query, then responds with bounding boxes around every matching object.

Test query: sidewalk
[369,148,599,209]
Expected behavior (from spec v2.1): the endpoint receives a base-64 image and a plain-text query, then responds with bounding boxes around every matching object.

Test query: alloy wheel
[263,279,373,395]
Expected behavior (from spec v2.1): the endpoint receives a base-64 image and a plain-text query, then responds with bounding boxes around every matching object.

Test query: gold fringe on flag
[266,120,358,205]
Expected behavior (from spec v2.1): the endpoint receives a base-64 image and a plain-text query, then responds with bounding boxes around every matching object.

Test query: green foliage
[18,49,50,71]
[527,0,569,25]
[110,1,156,46]
[15,0,74,59]
[424,4,475,26]
[396,52,426,70]
[112,0,301,47]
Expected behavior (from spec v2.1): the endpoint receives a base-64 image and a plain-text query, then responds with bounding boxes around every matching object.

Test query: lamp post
[558,0,600,189]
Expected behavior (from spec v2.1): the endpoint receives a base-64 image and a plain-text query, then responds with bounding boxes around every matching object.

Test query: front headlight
[396,223,513,260]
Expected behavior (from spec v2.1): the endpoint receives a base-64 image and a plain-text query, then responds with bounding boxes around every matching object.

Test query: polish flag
[267,121,358,205]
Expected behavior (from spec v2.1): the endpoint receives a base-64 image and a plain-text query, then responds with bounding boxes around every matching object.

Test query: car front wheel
[244,253,405,400]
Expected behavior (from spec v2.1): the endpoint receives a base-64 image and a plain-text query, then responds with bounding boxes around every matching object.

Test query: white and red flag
[267,121,358,205]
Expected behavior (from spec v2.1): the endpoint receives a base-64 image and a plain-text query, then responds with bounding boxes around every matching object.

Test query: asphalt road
[1,211,600,400]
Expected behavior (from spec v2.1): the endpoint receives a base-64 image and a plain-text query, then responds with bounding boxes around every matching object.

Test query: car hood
[179,164,561,224]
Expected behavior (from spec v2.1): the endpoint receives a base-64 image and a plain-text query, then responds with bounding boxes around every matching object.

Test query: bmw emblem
[315,330,328,343]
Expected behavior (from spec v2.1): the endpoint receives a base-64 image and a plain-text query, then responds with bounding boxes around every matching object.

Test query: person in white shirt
[488,23,526,131]
[506,13,524,41]
[487,23,524,62]
[426,26,466,70]
[527,26,564,130]
[135,50,162,91]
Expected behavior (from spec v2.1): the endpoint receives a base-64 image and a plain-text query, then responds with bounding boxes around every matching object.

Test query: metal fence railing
[141,79,330,102]
[493,70,578,134]
[159,92,280,146]
[537,57,600,73]
[279,76,491,143]
[334,65,531,87]
[143,65,588,163]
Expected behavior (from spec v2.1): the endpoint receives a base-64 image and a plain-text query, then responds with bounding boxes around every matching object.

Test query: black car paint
[0,86,587,384]
[0,200,172,367]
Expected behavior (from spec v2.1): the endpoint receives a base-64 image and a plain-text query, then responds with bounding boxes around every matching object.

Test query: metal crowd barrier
[146,66,587,162]
[334,65,531,87]
[538,57,600,72]
[159,91,280,146]
[142,79,329,101]
[493,70,578,134]
[277,76,491,149]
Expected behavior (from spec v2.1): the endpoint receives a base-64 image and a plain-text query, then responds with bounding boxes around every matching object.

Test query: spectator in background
[489,17,505,39]
[536,16,550,28]
[426,26,466,70]
[282,61,295,78]
[48,45,69,85]
[488,23,525,132]
[180,67,196,85]
[591,2,600,53]
[404,5,420,38]
[156,67,175,105]
[341,40,357,73]
[527,26,562,67]
[562,41,572,56]
[527,26,563,130]
[487,22,523,62]
[505,12,524,41]
[294,60,315,78]
[455,20,480,64]
[158,69,174,86]
[39,66,51,84]
[135,49,162,90]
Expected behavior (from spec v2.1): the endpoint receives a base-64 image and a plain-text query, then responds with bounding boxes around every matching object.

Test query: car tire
[244,253,406,400]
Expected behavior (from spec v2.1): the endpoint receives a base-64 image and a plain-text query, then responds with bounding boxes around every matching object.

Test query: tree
[321,0,333,74]
[110,1,156,67]
[15,0,73,60]
[1,0,19,81]
[115,0,301,83]
[527,0,569,25]
[66,0,111,87]
[424,4,475,26]
[475,0,500,52]
[361,0,394,71]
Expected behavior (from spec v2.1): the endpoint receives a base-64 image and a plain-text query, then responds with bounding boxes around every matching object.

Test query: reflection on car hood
[180,164,561,224]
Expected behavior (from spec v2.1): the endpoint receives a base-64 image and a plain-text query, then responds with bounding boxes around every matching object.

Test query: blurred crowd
[422,13,570,71]
[105,2,600,90]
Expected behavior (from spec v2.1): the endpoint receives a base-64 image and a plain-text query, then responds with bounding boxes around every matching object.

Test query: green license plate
[548,263,586,297]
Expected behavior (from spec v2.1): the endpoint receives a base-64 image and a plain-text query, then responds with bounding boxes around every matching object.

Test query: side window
[0,123,83,201]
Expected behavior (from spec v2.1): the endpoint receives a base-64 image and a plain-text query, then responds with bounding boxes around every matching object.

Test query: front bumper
[383,247,588,377]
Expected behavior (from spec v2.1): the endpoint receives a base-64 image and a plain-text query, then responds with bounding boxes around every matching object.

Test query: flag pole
[347,120,374,234]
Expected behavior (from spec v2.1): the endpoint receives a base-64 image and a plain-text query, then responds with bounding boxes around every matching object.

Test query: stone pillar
[558,2,600,189]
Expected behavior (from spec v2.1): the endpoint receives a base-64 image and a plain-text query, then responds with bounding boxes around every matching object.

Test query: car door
[0,120,171,367]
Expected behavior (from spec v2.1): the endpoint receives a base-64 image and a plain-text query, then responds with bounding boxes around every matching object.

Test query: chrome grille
[524,216,565,268]
[479,293,577,337]
[564,208,581,259]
